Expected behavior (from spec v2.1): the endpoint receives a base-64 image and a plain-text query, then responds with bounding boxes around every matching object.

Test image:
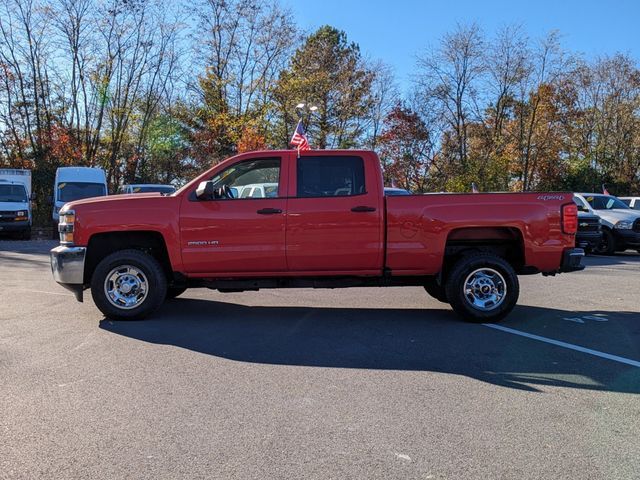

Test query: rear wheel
[594,229,616,255]
[91,249,167,320]
[445,253,519,323]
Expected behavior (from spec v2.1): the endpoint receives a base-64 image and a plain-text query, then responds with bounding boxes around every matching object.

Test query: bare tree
[514,31,569,190]
[364,61,399,149]
[416,23,485,169]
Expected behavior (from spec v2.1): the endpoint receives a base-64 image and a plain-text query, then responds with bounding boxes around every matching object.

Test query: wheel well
[443,227,525,276]
[84,231,172,284]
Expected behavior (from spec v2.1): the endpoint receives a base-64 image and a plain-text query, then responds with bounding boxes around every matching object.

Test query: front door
[180,155,289,275]
[285,154,384,273]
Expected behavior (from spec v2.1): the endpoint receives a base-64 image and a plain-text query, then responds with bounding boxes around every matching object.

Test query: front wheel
[594,229,616,255]
[445,254,519,323]
[91,249,167,320]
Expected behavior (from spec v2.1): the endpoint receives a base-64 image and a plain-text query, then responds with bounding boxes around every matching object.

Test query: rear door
[285,153,384,273]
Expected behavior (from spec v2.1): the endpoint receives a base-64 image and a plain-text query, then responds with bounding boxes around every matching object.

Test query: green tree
[274,25,374,149]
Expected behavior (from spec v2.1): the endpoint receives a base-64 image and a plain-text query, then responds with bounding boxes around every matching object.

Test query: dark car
[384,187,411,196]
[575,211,602,253]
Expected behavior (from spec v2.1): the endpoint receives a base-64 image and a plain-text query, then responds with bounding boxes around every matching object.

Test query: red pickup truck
[51,150,584,322]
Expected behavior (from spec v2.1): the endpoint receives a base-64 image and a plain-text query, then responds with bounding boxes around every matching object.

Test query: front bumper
[613,229,640,248]
[0,220,30,232]
[576,231,602,250]
[560,247,585,273]
[50,245,86,301]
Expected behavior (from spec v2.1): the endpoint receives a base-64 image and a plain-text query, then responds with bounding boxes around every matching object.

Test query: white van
[53,167,107,222]
[0,169,32,239]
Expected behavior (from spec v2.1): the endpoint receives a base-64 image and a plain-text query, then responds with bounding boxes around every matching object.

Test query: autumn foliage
[1,1,640,227]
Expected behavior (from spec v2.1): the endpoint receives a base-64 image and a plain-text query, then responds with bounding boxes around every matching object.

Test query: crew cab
[50,150,584,323]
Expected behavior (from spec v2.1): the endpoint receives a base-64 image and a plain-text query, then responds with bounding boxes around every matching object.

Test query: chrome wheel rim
[104,265,149,310]
[463,268,507,311]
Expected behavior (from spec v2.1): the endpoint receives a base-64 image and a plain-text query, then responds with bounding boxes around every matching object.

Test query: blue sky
[284,0,640,92]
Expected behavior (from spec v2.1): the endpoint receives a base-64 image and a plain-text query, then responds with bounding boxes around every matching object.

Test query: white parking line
[17,288,72,297]
[484,323,640,368]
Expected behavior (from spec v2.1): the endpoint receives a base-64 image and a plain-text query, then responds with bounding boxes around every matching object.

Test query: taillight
[562,203,578,234]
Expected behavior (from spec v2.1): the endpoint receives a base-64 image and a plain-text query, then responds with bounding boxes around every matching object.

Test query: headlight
[58,209,76,244]
[16,210,26,217]
[614,221,633,230]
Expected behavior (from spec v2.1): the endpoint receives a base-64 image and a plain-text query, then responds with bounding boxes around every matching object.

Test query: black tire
[594,229,616,255]
[91,249,167,320]
[424,278,448,303]
[166,287,187,300]
[445,253,519,323]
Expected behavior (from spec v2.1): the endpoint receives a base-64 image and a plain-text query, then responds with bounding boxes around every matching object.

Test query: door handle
[351,206,376,212]
[257,208,283,215]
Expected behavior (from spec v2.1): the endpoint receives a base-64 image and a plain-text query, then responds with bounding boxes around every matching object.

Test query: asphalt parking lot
[1,240,639,479]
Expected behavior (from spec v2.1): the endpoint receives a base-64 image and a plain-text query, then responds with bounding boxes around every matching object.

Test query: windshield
[0,184,27,202]
[583,195,630,210]
[58,182,106,202]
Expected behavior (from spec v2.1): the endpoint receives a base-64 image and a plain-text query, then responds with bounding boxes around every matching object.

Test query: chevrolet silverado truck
[50,150,584,322]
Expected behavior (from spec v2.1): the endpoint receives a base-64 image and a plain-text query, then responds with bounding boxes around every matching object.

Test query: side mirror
[196,181,215,200]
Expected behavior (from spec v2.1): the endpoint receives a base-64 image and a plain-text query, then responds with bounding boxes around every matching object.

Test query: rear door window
[296,156,365,198]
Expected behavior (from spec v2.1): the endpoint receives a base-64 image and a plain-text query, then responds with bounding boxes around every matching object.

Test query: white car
[234,183,279,199]
[117,184,176,195]
[619,197,640,211]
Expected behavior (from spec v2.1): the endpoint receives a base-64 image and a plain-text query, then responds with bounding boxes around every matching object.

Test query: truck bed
[385,192,574,275]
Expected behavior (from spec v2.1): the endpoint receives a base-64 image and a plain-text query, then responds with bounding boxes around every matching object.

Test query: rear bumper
[50,245,86,301]
[560,247,585,272]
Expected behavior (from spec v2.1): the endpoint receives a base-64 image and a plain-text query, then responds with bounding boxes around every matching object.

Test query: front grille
[634,219,640,232]
[578,218,601,233]
[0,211,16,222]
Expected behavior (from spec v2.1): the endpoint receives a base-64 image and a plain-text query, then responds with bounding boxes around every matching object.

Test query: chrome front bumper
[50,245,86,301]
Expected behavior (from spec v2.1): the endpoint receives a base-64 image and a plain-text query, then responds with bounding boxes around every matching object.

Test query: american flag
[471,182,479,193]
[290,120,310,151]
[602,184,610,195]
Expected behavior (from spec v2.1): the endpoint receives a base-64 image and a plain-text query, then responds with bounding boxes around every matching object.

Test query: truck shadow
[99,300,640,394]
